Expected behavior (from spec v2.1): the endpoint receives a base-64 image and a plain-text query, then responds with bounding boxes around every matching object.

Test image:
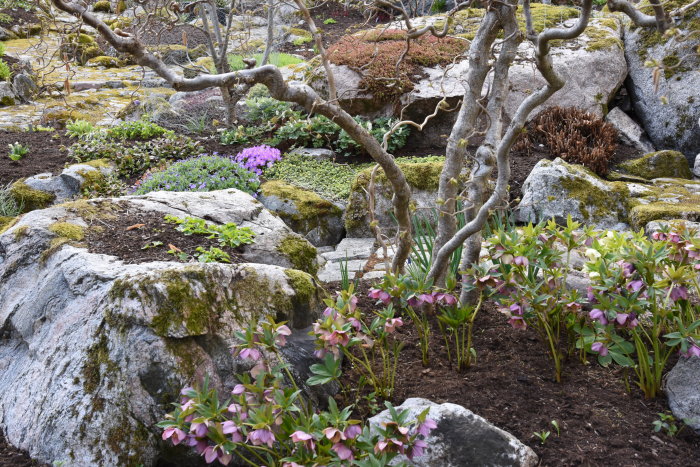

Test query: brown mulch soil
[332,282,700,467]
[84,207,245,264]
[0,7,38,28]
[0,130,75,186]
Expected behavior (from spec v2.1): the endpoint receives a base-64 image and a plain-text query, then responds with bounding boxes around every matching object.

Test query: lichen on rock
[617,150,692,180]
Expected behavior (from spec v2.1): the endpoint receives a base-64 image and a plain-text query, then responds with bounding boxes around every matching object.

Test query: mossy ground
[278,235,319,276]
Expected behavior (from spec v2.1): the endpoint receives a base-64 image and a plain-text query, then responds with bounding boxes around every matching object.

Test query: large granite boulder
[515,158,631,229]
[368,398,538,467]
[313,9,626,146]
[624,3,700,164]
[516,157,700,230]
[0,189,325,465]
[616,150,692,180]
[665,357,700,433]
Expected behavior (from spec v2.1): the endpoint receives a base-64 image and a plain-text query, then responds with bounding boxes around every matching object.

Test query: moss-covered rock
[260,180,344,247]
[9,181,55,213]
[345,160,450,237]
[627,178,700,229]
[149,44,208,65]
[92,0,111,12]
[617,151,692,180]
[277,235,319,276]
[86,56,124,68]
[0,216,16,234]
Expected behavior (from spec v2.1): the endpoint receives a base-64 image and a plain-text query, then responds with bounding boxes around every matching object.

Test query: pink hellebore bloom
[409,439,428,460]
[591,342,609,357]
[332,442,354,460]
[344,424,362,440]
[290,430,316,450]
[589,308,608,325]
[509,303,524,316]
[203,446,231,465]
[190,422,209,438]
[508,316,527,330]
[418,293,435,304]
[374,438,405,454]
[323,427,346,443]
[369,288,391,305]
[283,463,305,467]
[407,296,420,308]
[384,317,404,333]
[323,306,338,319]
[248,428,276,447]
[328,330,350,346]
[436,293,457,306]
[348,294,359,312]
[222,421,244,443]
[349,317,362,331]
[681,344,700,358]
[627,280,644,292]
[275,324,292,346]
[669,286,689,302]
[652,231,666,241]
[238,347,262,361]
[417,418,437,437]
[162,427,187,445]
[231,384,246,395]
[513,256,529,267]
[615,313,629,326]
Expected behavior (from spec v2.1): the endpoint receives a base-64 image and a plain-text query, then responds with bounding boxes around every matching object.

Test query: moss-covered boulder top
[516,158,700,230]
[259,180,345,247]
[616,151,692,180]
[0,189,325,466]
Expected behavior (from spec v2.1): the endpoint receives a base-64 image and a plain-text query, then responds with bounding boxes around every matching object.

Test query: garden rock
[693,154,700,178]
[21,163,115,204]
[345,160,449,237]
[624,11,700,163]
[0,82,17,106]
[604,107,654,154]
[319,16,625,146]
[289,147,336,161]
[259,180,345,247]
[0,26,17,41]
[665,357,700,433]
[0,193,326,466]
[368,398,538,467]
[616,151,692,180]
[12,73,39,102]
[515,158,630,229]
[644,219,700,237]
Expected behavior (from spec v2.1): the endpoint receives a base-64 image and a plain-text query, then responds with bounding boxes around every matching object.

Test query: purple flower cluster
[233,145,281,175]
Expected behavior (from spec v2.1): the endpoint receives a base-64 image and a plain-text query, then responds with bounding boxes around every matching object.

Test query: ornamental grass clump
[133,154,259,195]
[159,317,436,466]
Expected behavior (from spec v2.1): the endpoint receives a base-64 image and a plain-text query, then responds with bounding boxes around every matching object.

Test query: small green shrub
[7,142,28,161]
[70,135,203,177]
[92,0,111,12]
[133,154,259,195]
[0,13,11,24]
[66,119,100,140]
[107,120,173,140]
[0,60,10,82]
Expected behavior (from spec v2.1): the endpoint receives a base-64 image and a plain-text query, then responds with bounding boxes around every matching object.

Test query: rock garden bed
[0,130,75,186]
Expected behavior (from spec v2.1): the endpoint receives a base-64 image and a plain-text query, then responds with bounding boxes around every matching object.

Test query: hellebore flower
[669,286,688,302]
[323,427,346,443]
[344,424,362,440]
[332,442,354,460]
[408,439,428,460]
[384,317,404,333]
[615,313,629,326]
[509,303,524,316]
[162,427,187,445]
[627,280,644,293]
[589,308,608,325]
[591,342,609,357]
[508,316,527,330]
[190,421,209,438]
[238,347,262,361]
[248,428,275,447]
[513,256,529,267]
[369,288,391,305]
[222,421,243,443]
[418,293,435,304]
[435,293,457,306]
[275,324,292,346]
[417,418,437,437]
[290,430,316,451]
[680,344,700,358]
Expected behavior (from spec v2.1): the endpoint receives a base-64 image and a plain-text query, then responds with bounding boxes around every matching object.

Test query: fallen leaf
[168,244,181,252]
[126,223,145,231]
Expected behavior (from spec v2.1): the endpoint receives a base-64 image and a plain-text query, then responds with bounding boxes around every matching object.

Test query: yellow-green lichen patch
[76,169,107,192]
[82,159,112,169]
[617,150,692,180]
[261,181,342,219]
[13,225,29,241]
[93,0,111,12]
[9,181,55,212]
[629,199,700,230]
[278,235,319,276]
[58,199,118,222]
[82,333,118,393]
[0,216,17,234]
[86,56,124,68]
[584,25,623,52]
[557,164,630,222]
[48,221,85,241]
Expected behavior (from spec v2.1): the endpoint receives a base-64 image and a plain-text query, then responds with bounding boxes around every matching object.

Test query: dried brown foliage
[516,106,618,176]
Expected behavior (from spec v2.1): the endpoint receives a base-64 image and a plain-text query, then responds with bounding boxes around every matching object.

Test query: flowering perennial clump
[159,317,435,465]
[233,145,282,175]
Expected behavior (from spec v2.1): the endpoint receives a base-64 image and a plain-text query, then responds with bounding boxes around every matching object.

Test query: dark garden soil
[0,7,38,28]
[331,282,700,467]
[84,208,244,264]
[0,130,75,186]
[0,433,45,467]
